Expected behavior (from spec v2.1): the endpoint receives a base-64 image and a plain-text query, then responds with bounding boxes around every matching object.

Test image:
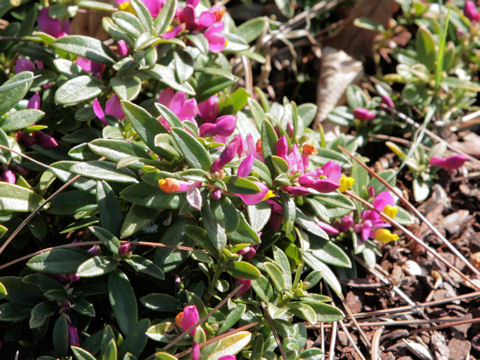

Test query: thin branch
[344,190,480,290]
[0,240,197,271]
[371,326,384,360]
[339,320,367,360]
[0,144,53,170]
[410,317,480,334]
[339,145,480,279]
[260,301,288,360]
[328,321,337,360]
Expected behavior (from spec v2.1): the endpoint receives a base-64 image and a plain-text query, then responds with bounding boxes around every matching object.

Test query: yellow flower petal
[374,228,399,243]
[338,176,355,192]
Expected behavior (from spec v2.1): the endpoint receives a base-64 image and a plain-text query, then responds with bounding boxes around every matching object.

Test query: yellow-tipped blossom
[383,205,398,219]
[374,228,399,243]
[158,178,196,194]
[338,176,355,192]
[119,1,135,14]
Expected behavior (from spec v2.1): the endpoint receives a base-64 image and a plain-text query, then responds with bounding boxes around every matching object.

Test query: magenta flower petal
[237,155,254,177]
[205,32,226,53]
[117,40,130,56]
[158,88,175,106]
[67,323,80,346]
[170,91,188,117]
[181,305,199,335]
[77,57,93,73]
[118,242,131,256]
[198,95,219,123]
[237,182,269,205]
[200,115,236,137]
[429,154,468,170]
[197,10,216,29]
[321,161,342,183]
[282,185,310,196]
[38,8,65,38]
[380,95,394,109]
[2,170,16,184]
[191,341,200,360]
[276,136,289,159]
[371,191,394,212]
[15,58,35,74]
[142,0,165,17]
[318,220,340,235]
[163,24,184,39]
[186,0,199,6]
[92,98,107,125]
[465,0,480,22]
[179,98,198,122]
[211,138,240,172]
[105,95,125,120]
[235,278,251,296]
[34,131,58,149]
[353,108,376,121]
[27,92,41,110]
[179,5,196,28]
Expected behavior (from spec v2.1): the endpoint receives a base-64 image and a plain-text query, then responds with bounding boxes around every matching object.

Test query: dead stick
[261,301,288,360]
[339,145,480,279]
[339,320,367,360]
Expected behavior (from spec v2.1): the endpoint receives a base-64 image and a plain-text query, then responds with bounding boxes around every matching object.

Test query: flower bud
[34,131,58,150]
[67,322,80,346]
[117,39,130,57]
[235,278,251,296]
[464,0,480,22]
[87,245,100,256]
[2,170,16,184]
[181,305,199,335]
[353,108,376,121]
[191,341,200,360]
[430,154,468,170]
[211,188,222,200]
[118,242,131,256]
[380,95,394,109]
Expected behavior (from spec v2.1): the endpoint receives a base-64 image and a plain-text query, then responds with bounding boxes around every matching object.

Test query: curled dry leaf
[403,339,434,360]
[314,46,363,132]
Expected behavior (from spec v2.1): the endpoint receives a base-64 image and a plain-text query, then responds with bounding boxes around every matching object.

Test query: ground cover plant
[0,0,479,359]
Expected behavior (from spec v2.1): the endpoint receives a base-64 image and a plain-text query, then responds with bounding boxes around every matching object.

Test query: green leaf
[218,303,246,334]
[78,0,117,11]
[120,183,184,209]
[303,253,342,295]
[310,237,351,268]
[113,11,144,39]
[247,202,271,232]
[314,148,350,167]
[155,0,177,34]
[96,182,122,236]
[125,255,165,280]
[274,0,293,16]
[206,331,252,360]
[227,212,261,244]
[171,127,212,170]
[102,338,117,360]
[47,190,96,215]
[54,35,115,64]
[70,161,138,183]
[121,101,174,159]
[27,249,91,274]
[416,26,436,71]
[121,204,161,238]
[0,71,34,115]
[109,270,138,335]
[77,256,118,277]
[300,300,344,322]
[154,103,183,128]
[130,0,153,34]
[196,75,235,103]
[0,109,44,131]
[237,17,267,43]
[174,50,194,83]
[224,176,261,195]
[53,315,69,355]
[212,197,240,233]
[184,224,218,256]
[288,303,316,325]
[202,200,227,251]
[353,17,385,31]
[251,275,274,302]
[119,318,150,358]
[185,33,209,54]
[0,183,44,212]
[153,352,177,360]
[299,348,324,360]
[145,64,195,95]
[55,75,103,106]
[442,76,480,92]
[272,246,292,290]
[71,298,96,317]
[89,226,121,253]
[140,293,179,312]
[111,75,142,101]
[226,261,261,280]
[223,33,249,53]
[88,139,151,164]
[260,119,278,172]
[72,346,97,360]
[295,209,328,240]
[264,262,285,292]
[298,103,317,128]
[29,301,57,328]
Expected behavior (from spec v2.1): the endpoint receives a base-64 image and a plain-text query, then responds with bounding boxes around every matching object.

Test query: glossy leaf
[108,270,138,335]
[125,255,165,280]
[206,331,252,360]
[27,249,91,274]
[54,35,115,64]
[0,109,44,131]
[77,256,118,277]
[226,261,261,280]
[171,127,212,170]
[55,75,103,105]
[0,71,34,115]
[0,183,44,212]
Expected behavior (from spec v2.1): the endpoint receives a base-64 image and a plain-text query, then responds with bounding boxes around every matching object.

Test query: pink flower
[77,57,105,79]
[465,0,480,22]
[282,185,310,196]
[117,40,130,57]
[28,92,41,110]
[38,7,70,38]
[211,188,222,200]
[93,95,125,125]
[162,24,184,39]
[15,58,35,74]
[142,0,165,17]
[34,131,58,150]
[158,178,197,193]
[318,220,339,235]
[236,181,272,205]
[237,155,254,177]
[198,95,219,123]
[430,154,468,170]
[380,95,394,109]
[333,215,354,233]
[158,88,198,123]
[191,341,200,360]
[235,278,251,296]
[67,323,80,346]
[118,242,131,256]
[353,108,376,121]
[298,161,341,193]
[354,191,395,242]
[204,22,226,53]
[181,305,199,335]
[211,137,242,172]
[2,170,16,184]
[199,115,236,138]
